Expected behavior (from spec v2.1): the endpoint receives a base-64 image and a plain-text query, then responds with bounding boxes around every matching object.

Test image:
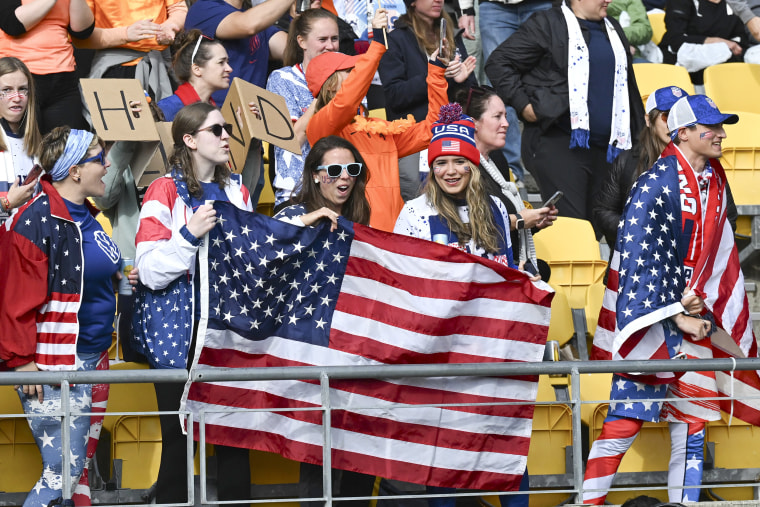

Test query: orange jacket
[306,41,447,232]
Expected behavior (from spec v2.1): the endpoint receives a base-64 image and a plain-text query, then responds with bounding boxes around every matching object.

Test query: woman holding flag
[133,102,254,505]
[582,95,758,504]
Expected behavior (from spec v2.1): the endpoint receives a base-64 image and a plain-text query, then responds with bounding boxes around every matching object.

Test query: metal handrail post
[320,371,333,507]
[200,410,207,506]
[187,411,195,506]
[61,380,72,500]
[570,367,584,503]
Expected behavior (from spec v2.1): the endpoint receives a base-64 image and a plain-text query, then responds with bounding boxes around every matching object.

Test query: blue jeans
[426,468,530,507]
[480,0,552,181]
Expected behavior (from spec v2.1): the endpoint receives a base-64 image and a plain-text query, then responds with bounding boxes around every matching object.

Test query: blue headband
[49,129,95,181]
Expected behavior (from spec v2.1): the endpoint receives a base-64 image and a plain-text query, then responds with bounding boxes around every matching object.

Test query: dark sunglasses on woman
[195,123,233,137]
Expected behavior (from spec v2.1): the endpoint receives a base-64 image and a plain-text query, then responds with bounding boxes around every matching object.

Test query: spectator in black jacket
[485,0,645,237]
[378,0,476,200]
[660,0,748,85]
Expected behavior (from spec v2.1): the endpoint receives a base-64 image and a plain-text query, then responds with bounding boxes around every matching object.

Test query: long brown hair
[0,57,41,157]
[398,7,455,58]
[283,9,339,67]
[291,136,371,225]
[169,102,231,198]
[635,109,669,176]
[424,159,504,253]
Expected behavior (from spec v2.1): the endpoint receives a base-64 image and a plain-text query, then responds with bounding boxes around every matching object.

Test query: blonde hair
[424,160,505,254]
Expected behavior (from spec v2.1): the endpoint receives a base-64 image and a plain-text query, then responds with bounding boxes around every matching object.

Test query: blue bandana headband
[49,129,95,181]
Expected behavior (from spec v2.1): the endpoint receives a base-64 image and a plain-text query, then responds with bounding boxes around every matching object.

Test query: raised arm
[214,0,293,39]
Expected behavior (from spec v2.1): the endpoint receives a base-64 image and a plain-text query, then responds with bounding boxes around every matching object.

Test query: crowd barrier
[2,358,760,506]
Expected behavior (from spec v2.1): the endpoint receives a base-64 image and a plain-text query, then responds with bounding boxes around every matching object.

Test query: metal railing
[2,358,760,506]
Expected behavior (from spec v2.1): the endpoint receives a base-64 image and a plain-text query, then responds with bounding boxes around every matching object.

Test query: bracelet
[0,196,9,212]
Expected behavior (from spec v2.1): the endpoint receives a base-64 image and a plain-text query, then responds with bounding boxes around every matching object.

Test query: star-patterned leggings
[582,415,705,504]
[17,351,109,507]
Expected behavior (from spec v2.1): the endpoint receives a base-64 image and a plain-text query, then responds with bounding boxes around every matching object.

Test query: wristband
[463,8,475,15]
[0,196,9,212]
[515,213,525,230]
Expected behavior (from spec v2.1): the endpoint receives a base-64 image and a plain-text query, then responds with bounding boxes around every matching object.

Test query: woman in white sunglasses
[274,135,370,229]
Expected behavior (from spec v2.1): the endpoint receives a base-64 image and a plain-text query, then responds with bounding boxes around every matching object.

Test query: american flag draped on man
[178,201,553,491]
[584,140,760,504]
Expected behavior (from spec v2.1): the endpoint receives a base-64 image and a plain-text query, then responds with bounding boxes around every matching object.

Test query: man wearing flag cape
[582,95,759,504]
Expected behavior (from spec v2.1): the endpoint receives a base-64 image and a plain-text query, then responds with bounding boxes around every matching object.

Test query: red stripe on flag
[194,422,525,491]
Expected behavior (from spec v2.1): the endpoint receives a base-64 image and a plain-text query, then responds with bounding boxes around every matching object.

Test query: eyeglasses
[317,162,363,178]
[78,150,106,166]
[195,123,233,137]
[0,88,29,100]
[191,34,214,65]
[463,85,495,116]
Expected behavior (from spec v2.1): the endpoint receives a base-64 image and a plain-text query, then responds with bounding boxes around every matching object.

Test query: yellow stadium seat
[578,373,613,426]
[647,12,666,45]
[590,403,671,504]
[368,108,387,120]
[534,218,606,309]
[705,411,760,500]
[0,386,40,493]
[720,112,760,206]
[258,142,276,217]
[585,281,606,337]
[704,63,760,115]
[633,63,695,106]
[547,284,575,347]
[111,415,162,490]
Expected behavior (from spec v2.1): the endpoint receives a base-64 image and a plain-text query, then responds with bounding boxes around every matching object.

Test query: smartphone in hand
[438,19,448,60]
[23,165,43,186]
[542,190,563,208]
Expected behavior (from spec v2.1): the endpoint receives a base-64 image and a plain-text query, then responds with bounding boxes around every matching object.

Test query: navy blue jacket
[379,19,477,121]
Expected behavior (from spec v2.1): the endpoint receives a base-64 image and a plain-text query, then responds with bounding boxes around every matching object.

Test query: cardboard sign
[80,79,159,141]
[130,122,173,187]
[81,78,169,186]
[221,78,301,175]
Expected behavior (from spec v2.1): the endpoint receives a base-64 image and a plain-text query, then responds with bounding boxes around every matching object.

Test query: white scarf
[561,1,631,162]
[480,155,537,265]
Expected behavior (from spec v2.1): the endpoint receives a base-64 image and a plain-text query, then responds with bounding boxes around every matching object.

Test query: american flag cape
[180,201,553,491]
[591,147,760,425]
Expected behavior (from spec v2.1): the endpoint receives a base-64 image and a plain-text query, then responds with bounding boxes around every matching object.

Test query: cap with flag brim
[667,94,739,133]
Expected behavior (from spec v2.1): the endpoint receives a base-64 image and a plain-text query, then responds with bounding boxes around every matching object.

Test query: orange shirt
[86,0,185,53]
[307,42,448,232]
[0,0,76,75]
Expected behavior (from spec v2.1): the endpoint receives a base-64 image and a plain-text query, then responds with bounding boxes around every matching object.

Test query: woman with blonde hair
[394,103,515,268]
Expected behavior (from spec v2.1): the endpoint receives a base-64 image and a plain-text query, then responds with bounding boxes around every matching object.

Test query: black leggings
[153,381,252,505]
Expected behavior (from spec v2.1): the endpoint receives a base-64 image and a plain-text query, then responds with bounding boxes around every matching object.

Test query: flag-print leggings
[17,350,109,507]
[582,414,705,504]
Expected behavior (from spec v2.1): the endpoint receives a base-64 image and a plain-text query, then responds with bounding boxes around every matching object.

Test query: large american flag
[181,201,553,491]
[591,145,760,425]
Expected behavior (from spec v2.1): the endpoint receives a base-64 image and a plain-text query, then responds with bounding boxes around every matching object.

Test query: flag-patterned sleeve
[135,177,200,290]
[0,226,49,368]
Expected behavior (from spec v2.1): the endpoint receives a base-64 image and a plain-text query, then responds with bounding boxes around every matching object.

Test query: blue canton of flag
[203,202,352,345]
[609,375,668,422]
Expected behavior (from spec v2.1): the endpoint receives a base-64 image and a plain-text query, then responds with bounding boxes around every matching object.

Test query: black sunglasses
[78,150,106,166]
[464,85,496,116]
[317,162,363,178]
[195,123,233,137]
